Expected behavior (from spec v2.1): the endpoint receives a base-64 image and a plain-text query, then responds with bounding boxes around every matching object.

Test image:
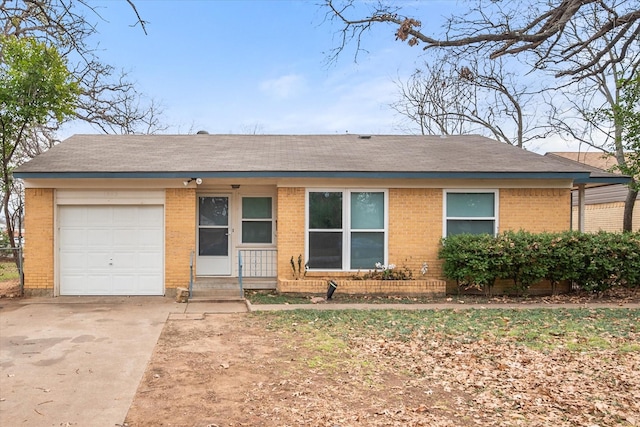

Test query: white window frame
[443,189,499,237]
[305,188,388,271]
[240,195,275,246]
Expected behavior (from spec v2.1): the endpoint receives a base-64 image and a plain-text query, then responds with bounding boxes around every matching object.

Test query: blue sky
[61,0,577,153]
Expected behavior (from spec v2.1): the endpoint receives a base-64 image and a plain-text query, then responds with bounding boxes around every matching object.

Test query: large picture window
[444,191,498,236]
[242,197,273,244]
[307,190,386,270]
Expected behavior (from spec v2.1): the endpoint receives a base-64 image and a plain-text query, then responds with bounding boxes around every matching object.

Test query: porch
[189,249,277,301]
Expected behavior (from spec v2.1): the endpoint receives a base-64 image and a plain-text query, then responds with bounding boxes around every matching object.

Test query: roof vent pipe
[196,130,209,134]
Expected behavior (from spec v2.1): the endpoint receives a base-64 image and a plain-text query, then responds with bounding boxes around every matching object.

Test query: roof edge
[14,171,595,180]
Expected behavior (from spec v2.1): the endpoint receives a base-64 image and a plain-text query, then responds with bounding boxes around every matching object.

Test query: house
[13,134,628,297]
[546,152,639,232]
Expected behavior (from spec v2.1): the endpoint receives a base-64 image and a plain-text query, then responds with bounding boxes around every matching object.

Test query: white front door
[197,195,231,275]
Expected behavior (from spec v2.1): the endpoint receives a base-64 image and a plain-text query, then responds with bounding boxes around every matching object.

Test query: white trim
[56,189,164,205]
[56,204,165,296]
[442,189,499,237]
[276,179,574,189]
[305,188,388,271]
[196,193,233,276]
[54,190,166,297]
[239,195,276,246]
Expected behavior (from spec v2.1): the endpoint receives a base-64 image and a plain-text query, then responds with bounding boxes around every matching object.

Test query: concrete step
[193,283,241,291]
[241,279,277,290]
[189,286,245,302]
[188,295,245,303]
[192,277,276,290]
[191,288,241,297]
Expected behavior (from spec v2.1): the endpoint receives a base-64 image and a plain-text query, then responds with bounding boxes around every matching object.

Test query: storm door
[197,196,231,275]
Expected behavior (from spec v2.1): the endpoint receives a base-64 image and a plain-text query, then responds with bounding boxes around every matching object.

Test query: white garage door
[59,205,164,296]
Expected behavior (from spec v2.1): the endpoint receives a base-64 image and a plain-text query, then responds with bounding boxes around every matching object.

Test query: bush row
[438,231,640,295]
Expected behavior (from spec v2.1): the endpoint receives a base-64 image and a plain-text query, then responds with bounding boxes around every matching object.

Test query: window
[242,197,273,244]
[307,190,386,270]
[444,191,498,236]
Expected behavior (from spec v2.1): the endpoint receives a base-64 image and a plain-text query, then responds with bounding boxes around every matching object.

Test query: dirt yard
[125,311,639,427]
[0,279,20,299]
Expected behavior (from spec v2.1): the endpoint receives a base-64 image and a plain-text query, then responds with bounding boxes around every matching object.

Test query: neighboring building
[547,152,639,232]
[14,134,626,297]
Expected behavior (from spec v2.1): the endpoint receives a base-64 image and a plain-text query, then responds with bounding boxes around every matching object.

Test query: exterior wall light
[183,178,203,186]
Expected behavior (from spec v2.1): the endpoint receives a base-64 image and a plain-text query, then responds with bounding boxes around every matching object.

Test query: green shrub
[439,230,640,296]
[539,231,584,294]
[618,233,640,288]
[439,233,499,295]
[0,230,9,248]
[573,232,640,293]
[493,231,547,294]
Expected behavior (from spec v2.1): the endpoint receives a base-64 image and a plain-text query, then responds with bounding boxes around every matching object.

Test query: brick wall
[164,188,196,291]
[571,202,640,232]
[276,187,306,279]
[276,186,573,292]
[388,188,442,278]
[278,278,446,296]
[499,188,571,232]
[23,188,54,295]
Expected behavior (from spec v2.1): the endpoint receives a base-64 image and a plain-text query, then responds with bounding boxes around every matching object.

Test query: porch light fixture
[183,178,203,186]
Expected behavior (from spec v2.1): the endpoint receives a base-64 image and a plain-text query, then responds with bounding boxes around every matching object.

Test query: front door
[197,195,231,275]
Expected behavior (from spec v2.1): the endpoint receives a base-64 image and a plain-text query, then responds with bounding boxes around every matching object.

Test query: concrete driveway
[0,297,247,426]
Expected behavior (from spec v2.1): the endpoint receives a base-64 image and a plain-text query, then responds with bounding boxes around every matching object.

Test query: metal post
[188,250,194,298]
[578,183,586,232]
[18,246,24,296]
[238,250,244,298]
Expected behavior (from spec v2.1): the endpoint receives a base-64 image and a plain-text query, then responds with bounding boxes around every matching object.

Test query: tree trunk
[623,182,638,232]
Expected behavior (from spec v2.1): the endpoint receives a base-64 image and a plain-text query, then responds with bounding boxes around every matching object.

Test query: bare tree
[1,0,165,134]
[392,55,545,148]
[547,7,640,230]
[391,60,470,136]
[325,0,640,78]
[0,0,166,250]
[239,122,266,135]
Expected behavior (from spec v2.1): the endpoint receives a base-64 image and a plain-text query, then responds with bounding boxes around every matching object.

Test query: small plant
[357,262,414,280]
[290,254,308,280]
[420,262,428,275]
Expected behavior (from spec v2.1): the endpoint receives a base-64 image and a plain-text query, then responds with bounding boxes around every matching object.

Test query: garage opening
[58,205,163,296]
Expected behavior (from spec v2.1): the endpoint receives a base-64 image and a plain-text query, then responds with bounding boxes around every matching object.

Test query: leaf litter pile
[125,308,639,427]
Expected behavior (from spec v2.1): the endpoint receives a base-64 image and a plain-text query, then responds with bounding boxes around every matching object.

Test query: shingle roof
[548,152,619,171]
[544,152,630,186]
[12,134,628,182]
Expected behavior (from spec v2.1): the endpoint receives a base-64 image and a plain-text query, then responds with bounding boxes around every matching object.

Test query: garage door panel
[139,228,163,246]
[142,207,164,223]
[85,274,111,294]
[87,207,113,225]
[138,252,163,269]
[111,274,136,293]
[59,229,87,248]
[59,251,87,269]
[113,208,137,225]
[136,275,164,294]
[59,205,164,296]
[87,229,113,247]
[86,252,111,269]
[112,252,137,269]
[59,208,87,226]
[60,276,88,295]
